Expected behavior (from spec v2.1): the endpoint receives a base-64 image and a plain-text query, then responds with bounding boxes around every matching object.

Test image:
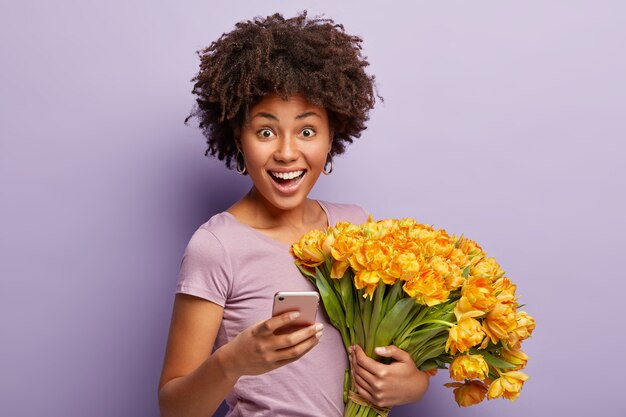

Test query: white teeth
[271,170,304,180]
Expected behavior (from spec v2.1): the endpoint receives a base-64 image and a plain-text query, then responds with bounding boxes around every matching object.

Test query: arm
[158,293,324,417]
[349,344,430,408]
[158,294,232,417]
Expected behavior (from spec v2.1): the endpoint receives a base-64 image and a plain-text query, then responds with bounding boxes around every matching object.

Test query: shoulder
[183,212,245,260]
[196,210,251,241]
[177,213,244,304]
[318,200,370,226]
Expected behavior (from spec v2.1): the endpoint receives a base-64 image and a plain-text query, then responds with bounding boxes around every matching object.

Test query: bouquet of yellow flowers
[290,218,535,416]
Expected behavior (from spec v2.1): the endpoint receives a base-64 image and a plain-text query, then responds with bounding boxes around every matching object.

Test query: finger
[274,335,320,366]
[273,323,323,349]
[352,371,376,404]
[274,329,321,362]
[352,344,385,377]
[351,347,380,388]
[374,345,412,363]
[253,311,301,336]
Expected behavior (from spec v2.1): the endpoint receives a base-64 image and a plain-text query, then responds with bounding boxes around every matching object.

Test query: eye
[257,128,274,139]
[301,128,315,138]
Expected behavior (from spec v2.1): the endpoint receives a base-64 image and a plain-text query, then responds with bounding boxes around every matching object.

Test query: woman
[159,12,429,417]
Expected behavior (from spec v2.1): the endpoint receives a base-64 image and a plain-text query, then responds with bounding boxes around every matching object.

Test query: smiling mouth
[268,170,306,187]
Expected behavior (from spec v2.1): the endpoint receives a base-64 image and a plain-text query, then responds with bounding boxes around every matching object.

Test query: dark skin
[187,12,377,170]
[159,95,429,417]
[164,11,427,416]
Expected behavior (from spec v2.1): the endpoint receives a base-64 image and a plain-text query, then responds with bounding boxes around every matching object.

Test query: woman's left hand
[349,344,430,408]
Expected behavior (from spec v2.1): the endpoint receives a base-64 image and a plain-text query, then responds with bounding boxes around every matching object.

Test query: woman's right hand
[217,311,324,379]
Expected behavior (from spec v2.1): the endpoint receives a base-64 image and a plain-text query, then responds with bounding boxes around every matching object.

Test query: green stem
[418,319,454,327]
[366,283,385,357]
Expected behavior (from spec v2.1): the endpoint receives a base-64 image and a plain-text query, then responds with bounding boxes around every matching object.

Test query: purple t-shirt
[176,200,369,417]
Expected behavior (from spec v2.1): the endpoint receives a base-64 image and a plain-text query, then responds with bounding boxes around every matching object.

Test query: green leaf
[382,281,403,317]
[361,289,373,336]
[315,268,347,338]
[366,283,386,356]
[418,359,443,372]
[352,298,365,347]
[409,333,449,361]
[374,298,415,348]
[296,265,317,283]
[404,327,448,350]
[339,271,354,328]
[462,265,471,278]
[470,349,517,369]
[397,303,429,341]
[413,345,446,368]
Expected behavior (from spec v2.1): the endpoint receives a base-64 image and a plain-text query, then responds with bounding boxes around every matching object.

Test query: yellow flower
[493,277,517,305]
[387,251,421,281]
[500,348,528,371]
[506,311,536,350]
[350,238,399,286]
[487,371,528,401]
[453,296,485,322]
[330,260,351,279]
[448,248,470,270]
[444,264,465,291]
[429,256,452,282]
[444,380,488,407]
[329,223,361,258]
[460,276,497,313]
[349,240,388,272]
[320,230,334,257]
[403,268,450,306]
[455,235,484,259]
[515,311,535,338]
[449,355,489,381]
[354,270,382,289]
[470,257,504,282]
[397,218,417,230]
[362,218,397,239]
[290,229,326,267]
[482,302,518,344]
[446,318,485,355]
[421,233,454,258]
[406,223,437,242]
[327,223,362,278]
[363,284,377,299]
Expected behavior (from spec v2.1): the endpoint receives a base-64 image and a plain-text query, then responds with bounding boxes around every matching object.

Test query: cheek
[309,149,329,168]
[240,142,268,168]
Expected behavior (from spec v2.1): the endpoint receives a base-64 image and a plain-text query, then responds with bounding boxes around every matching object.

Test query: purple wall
[1,1,624,416]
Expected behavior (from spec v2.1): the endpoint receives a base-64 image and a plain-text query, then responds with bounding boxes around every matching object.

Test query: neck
[233,187,321,231]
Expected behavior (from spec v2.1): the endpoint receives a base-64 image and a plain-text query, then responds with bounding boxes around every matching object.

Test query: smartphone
[272,291,319,334]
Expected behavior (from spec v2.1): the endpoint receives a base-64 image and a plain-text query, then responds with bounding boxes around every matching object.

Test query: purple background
[1,1,624,416]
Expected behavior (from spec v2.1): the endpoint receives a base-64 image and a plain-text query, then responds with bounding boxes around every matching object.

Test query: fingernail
[315,323,324,332]
[315,331,323,339]
[289,312,300,320]
[375,347,387,354]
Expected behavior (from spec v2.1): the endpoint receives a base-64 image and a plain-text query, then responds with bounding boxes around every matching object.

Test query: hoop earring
[323,153,333,175]
[235,149,247,175]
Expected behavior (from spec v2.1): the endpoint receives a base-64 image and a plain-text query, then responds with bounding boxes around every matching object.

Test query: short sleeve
[353,204,370,224]
[320,200,371,226]
[175,228,232,307]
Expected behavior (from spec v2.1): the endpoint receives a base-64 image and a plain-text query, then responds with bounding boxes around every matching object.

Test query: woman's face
[239,94,332,212]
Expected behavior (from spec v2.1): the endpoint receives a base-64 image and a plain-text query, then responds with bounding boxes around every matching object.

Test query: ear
[328,129,334,153]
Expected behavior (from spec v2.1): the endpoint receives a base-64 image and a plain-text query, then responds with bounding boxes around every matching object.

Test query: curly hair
[186,11,379,169]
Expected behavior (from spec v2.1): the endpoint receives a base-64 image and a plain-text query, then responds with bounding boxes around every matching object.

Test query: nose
[273,135,299,162]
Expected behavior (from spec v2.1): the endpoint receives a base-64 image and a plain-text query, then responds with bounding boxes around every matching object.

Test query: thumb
[374,345,412,362]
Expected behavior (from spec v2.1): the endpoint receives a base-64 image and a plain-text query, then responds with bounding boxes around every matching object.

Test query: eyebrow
[251,111,322,121]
